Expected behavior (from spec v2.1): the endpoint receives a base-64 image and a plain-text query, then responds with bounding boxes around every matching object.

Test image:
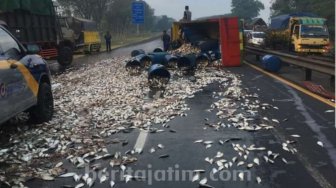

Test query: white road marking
[134,130,149,153]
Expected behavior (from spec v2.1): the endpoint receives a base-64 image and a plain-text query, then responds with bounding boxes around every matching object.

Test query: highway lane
[48,39,163,75]
[16,39,336,188]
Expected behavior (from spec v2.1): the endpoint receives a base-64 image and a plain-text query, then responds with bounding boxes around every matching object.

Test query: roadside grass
[73,32,160,55]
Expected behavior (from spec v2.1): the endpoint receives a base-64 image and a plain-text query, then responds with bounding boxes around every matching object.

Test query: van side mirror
[26,44,40,54]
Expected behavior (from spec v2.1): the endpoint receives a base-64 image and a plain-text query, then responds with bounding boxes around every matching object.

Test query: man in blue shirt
[104,31,112,52]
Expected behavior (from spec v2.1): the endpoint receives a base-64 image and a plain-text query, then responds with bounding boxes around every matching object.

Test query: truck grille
[300,44,326,49]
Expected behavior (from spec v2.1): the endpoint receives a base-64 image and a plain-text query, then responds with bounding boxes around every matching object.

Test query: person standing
[183,6,192,21]
[104,31,112,52]
[162,30,171,52]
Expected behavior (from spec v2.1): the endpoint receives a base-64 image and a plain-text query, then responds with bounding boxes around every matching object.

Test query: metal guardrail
[244,46,335,81]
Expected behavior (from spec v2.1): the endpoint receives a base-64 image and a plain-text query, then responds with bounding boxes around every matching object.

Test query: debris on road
[0,49,235,186]
[317,141,324,147]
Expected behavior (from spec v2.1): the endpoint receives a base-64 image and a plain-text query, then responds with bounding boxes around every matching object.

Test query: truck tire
[57,46,73,66]
[289,44,295,52]
[29,83,54,123]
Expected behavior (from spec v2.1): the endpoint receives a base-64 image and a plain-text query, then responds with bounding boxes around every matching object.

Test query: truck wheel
[289,44,295,52]
[29,83,54,123]
[89,45,93,54]
[57,46,73,66]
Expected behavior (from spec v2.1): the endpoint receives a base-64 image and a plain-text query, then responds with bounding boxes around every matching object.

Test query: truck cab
[60,17,102,54]
[290,17,330,53]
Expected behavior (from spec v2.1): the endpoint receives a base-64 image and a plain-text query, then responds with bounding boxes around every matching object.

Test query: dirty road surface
[0,39,335,188]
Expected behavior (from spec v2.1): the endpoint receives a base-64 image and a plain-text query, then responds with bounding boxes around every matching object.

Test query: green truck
[0,0,74,65]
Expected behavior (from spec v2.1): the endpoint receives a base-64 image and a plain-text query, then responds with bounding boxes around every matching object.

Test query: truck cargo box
[0,0,74,65]
[172,17,242,67]
[270,13,318,30]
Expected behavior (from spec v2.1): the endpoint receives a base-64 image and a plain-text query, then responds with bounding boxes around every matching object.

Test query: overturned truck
[170,17,243,67]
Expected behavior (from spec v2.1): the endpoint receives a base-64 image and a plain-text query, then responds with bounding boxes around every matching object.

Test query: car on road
[0,25,54,124]
[247,31,266,47]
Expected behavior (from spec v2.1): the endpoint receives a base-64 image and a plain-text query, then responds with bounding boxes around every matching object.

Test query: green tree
[57,0,158,38]
[155,15,175,32]
[57,0,111,22]
[231,0,265,20]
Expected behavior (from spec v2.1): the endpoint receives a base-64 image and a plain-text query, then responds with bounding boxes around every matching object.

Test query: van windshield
[301,25,329,38]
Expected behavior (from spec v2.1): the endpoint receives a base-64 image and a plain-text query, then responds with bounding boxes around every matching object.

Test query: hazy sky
[144,0,272,23]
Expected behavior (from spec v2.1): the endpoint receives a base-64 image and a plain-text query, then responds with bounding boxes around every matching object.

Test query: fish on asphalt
[159,154,170,159]
[194,139,204,143]
[74,183,85,188]
[253,158,260,165]
[238,172,244,181]
[100,175,107,183]
[256,176,261,184]
[110,180,115,187]
[59,172,77,178]
[192,173,200,182]
[199,177,208,185]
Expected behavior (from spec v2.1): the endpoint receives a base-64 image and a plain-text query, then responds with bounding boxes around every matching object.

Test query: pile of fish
[0,53,233,187]
[169,43,201,56]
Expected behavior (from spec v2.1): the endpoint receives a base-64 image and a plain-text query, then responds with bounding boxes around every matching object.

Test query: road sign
[132,1,145,24]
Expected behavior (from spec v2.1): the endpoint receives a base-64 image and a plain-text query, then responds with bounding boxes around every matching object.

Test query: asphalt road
[48,39,163,75]
[9,39,336,188]
[244,54,335,94]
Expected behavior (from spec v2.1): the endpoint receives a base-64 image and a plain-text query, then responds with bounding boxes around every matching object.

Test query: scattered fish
[199,177,208,185]
[253,158,260,165]
[159,154,170,159]
[41,174,55,181]
[59,173,77,178]
[75,183,85,188]
[194,140,204,143]
[256,176,261,184]
[282,158,288,164]
[317,141,324,147]
[100,175,107,183]
[110,180,115,187]
[192,173,200,182]
[124,175,133,183]
[211,168,218,175]
[204,141,214,145]
[237,161,245,166]
[205,144,212,149]
[205,157,214,164]
[193,169,206,173]
[238,172,244,181]
[121,165,126,172]
[215,152,224,158]
[272,119,280,123]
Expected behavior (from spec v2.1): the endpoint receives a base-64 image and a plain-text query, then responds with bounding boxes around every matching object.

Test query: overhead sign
[132,1,145,24]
